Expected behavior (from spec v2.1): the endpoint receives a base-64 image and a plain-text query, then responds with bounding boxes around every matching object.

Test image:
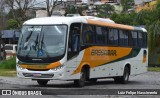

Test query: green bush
[6,19,19,29]
[0,57,16,69]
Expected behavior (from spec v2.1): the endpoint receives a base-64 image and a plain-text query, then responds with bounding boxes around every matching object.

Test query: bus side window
[119,30,128,46]
[131,31,138,47]
[138,32,143,47]
[108,29,118,46]
[108,29,114,45]
[128,31,134,46]
[82,25,95,44]
[95,26,105,44]
[142,33,147,47]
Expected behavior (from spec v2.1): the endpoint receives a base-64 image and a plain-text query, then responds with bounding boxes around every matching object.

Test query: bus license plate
[33,73,42,77]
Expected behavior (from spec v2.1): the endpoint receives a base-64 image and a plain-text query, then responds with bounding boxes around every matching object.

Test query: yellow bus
[16,16,148,87]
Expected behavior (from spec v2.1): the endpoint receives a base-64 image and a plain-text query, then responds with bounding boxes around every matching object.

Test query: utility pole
[0,0,5,60]
[75,0,77,4]
[88,0,90,6]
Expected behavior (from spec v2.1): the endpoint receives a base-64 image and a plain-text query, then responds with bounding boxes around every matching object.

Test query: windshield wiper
[39,33,50,58]
[34,33,39,50]
[25,33,39,58]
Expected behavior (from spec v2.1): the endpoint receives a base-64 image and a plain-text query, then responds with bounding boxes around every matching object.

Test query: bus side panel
[74,46,132,79]
[63,50,85,80]
[89,62,120,78]
[130,48,148,75]
[75,47,120,79]
[68,47,148,80]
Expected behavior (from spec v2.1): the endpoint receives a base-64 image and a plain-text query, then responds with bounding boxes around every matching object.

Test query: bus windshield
[17,25,67,62]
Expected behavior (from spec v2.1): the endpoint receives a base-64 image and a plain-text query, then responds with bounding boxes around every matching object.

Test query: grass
[0,57,16,69]
[148,67,160,72]
[0,69,16,77]
[0,57,16,76]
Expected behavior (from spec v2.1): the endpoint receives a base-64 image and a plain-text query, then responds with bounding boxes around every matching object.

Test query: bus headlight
[51,64,64,71]
[17,64,25,70]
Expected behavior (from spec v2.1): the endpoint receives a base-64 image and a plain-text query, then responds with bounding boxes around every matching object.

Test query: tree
[110,12,137,25]
[0,0,5,29]
[45,0,63,16]
[5,0,38,26]
[136,10,155,25]
[97,4,115,18]
[6,19,19,29]
[77,5,89,16]
[64,5,77,15]
[136,0,160,54]
[120,0,133,12]
[64,5,88,16]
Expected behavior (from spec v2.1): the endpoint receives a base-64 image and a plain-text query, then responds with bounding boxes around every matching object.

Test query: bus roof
[23,16,146,32]
[23,16,84,25]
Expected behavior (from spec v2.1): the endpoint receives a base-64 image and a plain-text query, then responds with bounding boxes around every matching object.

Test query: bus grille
[23,73,54,78]
[27,69,49,71]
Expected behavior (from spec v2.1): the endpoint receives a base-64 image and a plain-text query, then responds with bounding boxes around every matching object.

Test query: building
[33,0,123,17]
[67,0,82,4]
[134,0,153,5]
[134,0,156,12]
[1,30,20,44]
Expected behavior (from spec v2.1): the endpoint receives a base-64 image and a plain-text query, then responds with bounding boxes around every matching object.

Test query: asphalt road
[0,72,160,98]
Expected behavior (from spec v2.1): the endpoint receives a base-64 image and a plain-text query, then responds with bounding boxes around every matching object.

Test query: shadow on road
[27,79,142,88]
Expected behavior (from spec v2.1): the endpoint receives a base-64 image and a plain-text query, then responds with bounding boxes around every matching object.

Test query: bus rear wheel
[114,66,130,84]
[37,80,48,86]
[88,78,97,83]
[74,67,86,87]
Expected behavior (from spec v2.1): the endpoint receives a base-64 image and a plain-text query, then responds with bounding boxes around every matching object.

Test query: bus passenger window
[128,31,134,46]
[108,29,118,46]
[96,26,105,44]
[143,33,147,47]
[131,31,138,47]
[138,32,143,47]
[83,25,95,44]
[119,30,128,46]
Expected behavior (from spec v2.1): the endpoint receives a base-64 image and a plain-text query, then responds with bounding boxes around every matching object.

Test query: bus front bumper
[16,65,65,80]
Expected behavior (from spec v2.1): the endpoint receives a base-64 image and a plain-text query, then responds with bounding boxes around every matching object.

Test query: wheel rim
[124,70,129,81]
[80,71,85,81]
[79,69,86,86]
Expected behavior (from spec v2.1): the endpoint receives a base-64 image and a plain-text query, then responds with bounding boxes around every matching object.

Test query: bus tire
[114,77,120,83]
[114,66,130,84]
[88,78,97,83]
[37,80,48,86]
[74,67,86,87]
[120,66,130,84]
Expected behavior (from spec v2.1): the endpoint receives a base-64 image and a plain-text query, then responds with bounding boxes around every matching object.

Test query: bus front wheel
[37,80,48,86]
[74,67,86,87]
